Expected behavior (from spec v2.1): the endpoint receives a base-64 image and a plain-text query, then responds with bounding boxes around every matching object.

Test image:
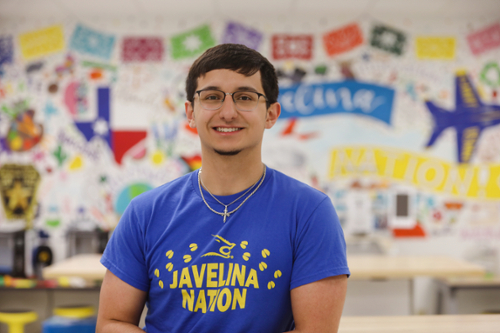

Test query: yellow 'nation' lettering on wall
[328,146,500,199]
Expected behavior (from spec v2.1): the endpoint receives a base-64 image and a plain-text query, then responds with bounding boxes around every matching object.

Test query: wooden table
[43,254,106,280]
[436,275,500,314]
[348,255,485,279]
[339,314,500,332]
[344,255,485,315]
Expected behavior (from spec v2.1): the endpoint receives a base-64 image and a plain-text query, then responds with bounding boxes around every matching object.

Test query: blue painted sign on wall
[278,80,395,124]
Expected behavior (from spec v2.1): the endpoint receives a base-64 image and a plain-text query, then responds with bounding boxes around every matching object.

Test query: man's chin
[214,148,242,156]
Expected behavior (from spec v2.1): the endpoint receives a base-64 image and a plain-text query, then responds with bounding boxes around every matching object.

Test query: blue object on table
[42,316,96,333]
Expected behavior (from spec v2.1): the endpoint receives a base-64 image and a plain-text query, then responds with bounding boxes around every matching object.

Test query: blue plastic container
[42,316,96,333]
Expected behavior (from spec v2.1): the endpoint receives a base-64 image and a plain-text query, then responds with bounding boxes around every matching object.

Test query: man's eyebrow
[234,86,258,92]
[198,86,260,92]
[198,85,220,91]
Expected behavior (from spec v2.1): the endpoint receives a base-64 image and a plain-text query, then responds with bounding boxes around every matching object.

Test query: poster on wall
[272,34,313,60]
[18,25,65,60]
[221,22,263,51]
[415,36,456,60]
[323,23,363,56]
[467,23,500,56]
[70,24,116,60]
[170,25,216,60]
[122,37,164,62]
[0,164,41,223]
[370,24,406,56]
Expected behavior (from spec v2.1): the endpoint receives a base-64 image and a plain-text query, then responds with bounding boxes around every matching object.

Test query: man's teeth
[216,127,240,132]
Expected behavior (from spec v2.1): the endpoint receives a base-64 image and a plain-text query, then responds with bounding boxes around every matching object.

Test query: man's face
[185,69,280,157]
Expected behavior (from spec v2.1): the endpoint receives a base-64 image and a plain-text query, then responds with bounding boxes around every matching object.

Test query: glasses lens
[233,91,259,111]
[199,90,224,110]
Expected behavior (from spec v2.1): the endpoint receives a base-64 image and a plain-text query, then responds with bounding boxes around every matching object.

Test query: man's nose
[219,94,238,119]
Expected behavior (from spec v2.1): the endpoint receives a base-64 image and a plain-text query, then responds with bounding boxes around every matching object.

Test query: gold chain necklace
[198,167,266,223]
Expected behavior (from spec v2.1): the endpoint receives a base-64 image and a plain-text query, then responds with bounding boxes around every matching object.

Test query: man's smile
[214,127,243,133]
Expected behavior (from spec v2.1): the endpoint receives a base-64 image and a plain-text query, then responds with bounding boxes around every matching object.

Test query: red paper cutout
[323,23,363,56]
[112,131,147,164]
[122,37,164,62]
[184,122,198,135]
[467,23,500,55]
[392,223,426,238]
[272,35,313,60]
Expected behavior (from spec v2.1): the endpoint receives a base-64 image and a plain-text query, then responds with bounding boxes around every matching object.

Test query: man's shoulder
[270,167,328,202]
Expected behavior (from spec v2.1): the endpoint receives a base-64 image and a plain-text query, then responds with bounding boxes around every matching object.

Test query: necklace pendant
[223,206,229,223]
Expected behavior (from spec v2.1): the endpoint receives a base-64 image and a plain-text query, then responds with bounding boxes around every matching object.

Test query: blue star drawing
[425,71,500,163]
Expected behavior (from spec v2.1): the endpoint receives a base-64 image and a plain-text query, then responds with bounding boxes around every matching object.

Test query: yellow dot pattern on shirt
[157,250,176,289]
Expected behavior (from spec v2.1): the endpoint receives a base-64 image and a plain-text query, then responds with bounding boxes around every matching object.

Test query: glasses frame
[194,89,269,112]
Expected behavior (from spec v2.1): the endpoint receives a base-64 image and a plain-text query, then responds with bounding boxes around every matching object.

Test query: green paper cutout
[171,25,216,60]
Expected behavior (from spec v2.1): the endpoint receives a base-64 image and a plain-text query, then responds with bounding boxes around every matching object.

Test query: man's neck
[199,151,265,196]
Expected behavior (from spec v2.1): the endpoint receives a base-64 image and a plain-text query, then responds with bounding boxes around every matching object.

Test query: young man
[97,44,349,333]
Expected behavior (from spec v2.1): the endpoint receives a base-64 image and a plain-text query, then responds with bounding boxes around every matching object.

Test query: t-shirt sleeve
[101,199,150,292]
[290,196,350,290]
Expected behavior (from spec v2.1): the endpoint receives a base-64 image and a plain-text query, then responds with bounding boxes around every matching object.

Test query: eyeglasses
[195,89,268,112]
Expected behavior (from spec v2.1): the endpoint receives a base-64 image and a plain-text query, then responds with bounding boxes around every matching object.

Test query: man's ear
[265,102,281,129]
[185,101,196,128]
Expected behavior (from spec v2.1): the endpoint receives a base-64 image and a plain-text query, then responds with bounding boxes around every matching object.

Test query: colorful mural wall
[1,18,500,273]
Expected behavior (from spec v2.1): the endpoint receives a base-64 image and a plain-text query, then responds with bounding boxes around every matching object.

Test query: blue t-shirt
[101,166,350,333]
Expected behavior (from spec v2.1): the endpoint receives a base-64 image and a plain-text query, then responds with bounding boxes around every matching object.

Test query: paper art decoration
[467,23,500,56]
[425,71,500,163]
[170,25,216,60]
[0,164,40,221]
[74,87,111,146]
[280,118,318,140]
[277,67,307,84]
[68,155,84,171]
[181,154,202,171]
[74,87,148,164]
[55,54,75,76]
[415,37,455,60]
[323,23,363,57]
[53,145,68,167]
[6,109,44,152]
[278,80,394,124]
[370,24,406,56]
[112,131,147,164]
[25,61,44,74]
[339,61,356,80]
[0,36,13,66]
[480,62,500,88]
[64,81,88,117]
[272,35,313,60]
[70,24,116,60]
[122,37,164,62]
[18,25,65,60]
[392,224,426,237]
[221,22,263,50]
[114,183,153,214]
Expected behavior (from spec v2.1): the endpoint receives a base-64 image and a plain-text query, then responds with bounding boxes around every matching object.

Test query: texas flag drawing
[74,87,147,164]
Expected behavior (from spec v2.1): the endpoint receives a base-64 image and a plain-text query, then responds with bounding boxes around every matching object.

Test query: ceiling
[1,0,499,21]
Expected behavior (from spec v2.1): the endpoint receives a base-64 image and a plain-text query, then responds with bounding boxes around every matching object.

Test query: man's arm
[96,270,148,333]
[285,274,348,333]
